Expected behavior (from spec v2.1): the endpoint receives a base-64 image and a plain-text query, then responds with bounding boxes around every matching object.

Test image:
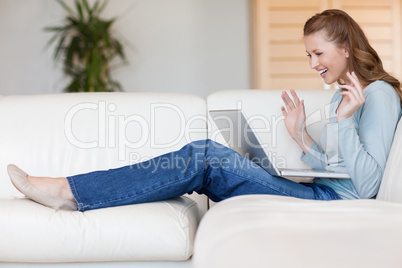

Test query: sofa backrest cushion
[0,93,208,213]
[207,89,336,174]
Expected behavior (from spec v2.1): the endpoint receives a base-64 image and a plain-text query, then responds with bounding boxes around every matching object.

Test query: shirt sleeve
[300,141,328,170]
[332,88,400,199]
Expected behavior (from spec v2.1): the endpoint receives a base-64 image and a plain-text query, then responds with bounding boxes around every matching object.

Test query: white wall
[0,0,63,95]
[0,0,250,97]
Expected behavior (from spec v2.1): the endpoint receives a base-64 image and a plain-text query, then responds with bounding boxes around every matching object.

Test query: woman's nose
[310,57,319,69]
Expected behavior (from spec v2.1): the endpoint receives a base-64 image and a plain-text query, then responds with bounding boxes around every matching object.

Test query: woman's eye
[316,53,322,56]
[306,54,311,58]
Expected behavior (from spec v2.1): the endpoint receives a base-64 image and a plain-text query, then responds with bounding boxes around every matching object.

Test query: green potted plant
[45,0,127,92]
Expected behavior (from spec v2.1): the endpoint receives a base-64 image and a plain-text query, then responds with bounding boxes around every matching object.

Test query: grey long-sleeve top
[301,80,401,199]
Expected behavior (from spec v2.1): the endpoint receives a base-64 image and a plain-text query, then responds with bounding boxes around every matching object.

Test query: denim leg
[67,139,340,211]
[199,140,340,202]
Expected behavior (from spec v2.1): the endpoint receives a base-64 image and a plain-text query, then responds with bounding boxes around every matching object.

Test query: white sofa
[0,93,207,267]
[194,90,402,268]
[0,90,401,267]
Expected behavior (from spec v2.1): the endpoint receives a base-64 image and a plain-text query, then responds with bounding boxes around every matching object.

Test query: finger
[351,71,359,81]
[281,91,296,110]
[339,84,363,103]
[347,71,361,89]
[281,106,287,117]
[281,93,289,111]
[339,89,359,106]
[351,71,365,99]
[347,72,364,98]
[290,89,300,106]
[340,90,358,104]
[338,84,355,92]
[341,82,366,105]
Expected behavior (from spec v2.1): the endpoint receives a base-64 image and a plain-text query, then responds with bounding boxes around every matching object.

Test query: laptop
[209,109,350,179]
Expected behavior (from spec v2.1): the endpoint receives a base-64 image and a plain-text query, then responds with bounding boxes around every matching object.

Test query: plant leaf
[55,0,75,16]
[54,34,67,61]
[44,26,68,32]
[95,0,109,16]
[92,0,101,15]
[82,0,91,17]
[74,0,84,21]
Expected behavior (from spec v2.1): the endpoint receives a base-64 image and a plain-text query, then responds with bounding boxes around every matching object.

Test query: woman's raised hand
[281,89,306,144]
[337,71,366,122]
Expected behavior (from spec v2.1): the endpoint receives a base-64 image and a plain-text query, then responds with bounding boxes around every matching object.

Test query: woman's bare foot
[27,176,75,202]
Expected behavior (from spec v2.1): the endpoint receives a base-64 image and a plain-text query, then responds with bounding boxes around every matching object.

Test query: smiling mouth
[319,68,328,75]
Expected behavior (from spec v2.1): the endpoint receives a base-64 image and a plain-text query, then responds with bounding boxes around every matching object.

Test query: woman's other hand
[337,71,366,122]
[281,89,313,153]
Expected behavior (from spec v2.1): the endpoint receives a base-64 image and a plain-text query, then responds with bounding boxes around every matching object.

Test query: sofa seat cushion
[0,196,199,263]
[193,195,402,268]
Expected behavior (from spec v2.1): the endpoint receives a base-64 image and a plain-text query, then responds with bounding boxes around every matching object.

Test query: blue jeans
[67,139,341,211]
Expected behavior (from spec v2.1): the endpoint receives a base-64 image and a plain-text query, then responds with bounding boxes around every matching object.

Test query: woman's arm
[281,89,314,154]
[281,89,328,169]
[336,73,400,198]
[300,141,328,170]
[336,86,400,198]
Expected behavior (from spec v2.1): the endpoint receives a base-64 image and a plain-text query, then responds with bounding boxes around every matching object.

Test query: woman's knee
[185,139,231,160]
[186,139,224,151]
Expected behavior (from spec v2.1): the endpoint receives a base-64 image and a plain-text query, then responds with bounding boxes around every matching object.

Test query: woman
[8,9,402,211]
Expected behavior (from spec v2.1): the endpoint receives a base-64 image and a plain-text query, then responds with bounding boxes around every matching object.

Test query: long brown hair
[304,9,402,105]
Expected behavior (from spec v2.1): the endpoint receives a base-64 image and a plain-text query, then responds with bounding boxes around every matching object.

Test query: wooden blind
[252,0,402,90]
[332,0,401,82]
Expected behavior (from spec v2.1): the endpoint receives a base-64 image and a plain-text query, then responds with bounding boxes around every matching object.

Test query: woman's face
[304,31,350,85]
